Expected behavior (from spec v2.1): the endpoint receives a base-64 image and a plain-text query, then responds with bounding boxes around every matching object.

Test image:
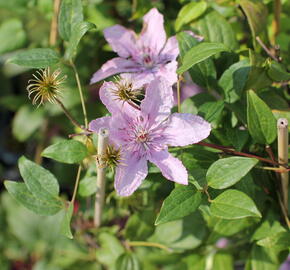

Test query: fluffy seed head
[27,67,66,107]
[95,144,123,170]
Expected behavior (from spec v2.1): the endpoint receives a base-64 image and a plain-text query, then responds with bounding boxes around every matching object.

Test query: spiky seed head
[27,67,66,107]
[95,144,123,170]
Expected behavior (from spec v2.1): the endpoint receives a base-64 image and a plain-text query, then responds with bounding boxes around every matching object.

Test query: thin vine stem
[71,165,82,204]
[55,98,84,130]
[197,141,289,169]
[126,241,172,252]
[177,75,181,113]
[70,60,88,128]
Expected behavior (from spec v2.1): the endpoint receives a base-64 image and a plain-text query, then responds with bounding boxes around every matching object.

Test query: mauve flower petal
[140,78,174,126]
[89,116,111,132]
[155,61,178,86]
[139,8,166,54]
[162,36,179,61]
[165,113,211,146]
[115,153,148,196]
[99,81,139,118]
[104,25,137,58]
[90,57,139,84]
[149,149,188,185]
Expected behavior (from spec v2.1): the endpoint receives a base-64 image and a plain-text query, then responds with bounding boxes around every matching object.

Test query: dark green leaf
[195,10,238,50]
[19,156,60,196]
[8,48,60,68]
[226,129,249,151]
[115,253,141,270]
[0,19,26,54]
[175,1,207,31]
[58,0,84,41]
[42,140,88,164]
[210,189,261,219]
[207,157,258,189]
[12,105,45,142]
[4,181,62,216]
[247,90,277,144]
[198,100,224,123]
[65,21,96,60]
[78,176,97,197]
[60,202,74,239]
[267,61,290,82]
[177,42,229,74]
[219,60,251,103]
[155,185,202,225]
[257,232,290,251]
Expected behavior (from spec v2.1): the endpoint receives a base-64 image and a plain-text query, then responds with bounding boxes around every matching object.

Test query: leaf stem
[197,141,288,168]
[49,0,61,46]
[94,128,109,227]
[71,165,82,204]
[255,36,281,62]
[177,75,182,113]
[70,61,88,128]
[55,98,84,130]
[272,0,281,44]
[126,241,172,252]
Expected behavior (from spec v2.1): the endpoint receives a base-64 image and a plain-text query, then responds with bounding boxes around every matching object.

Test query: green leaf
[65,21,96,60]
[8,48,60,68]
[198,100,224,123]
[207,157,258,189]
[78,176,97,197]
[42,140,88,164]
[155,185,202,225]
[257,232,290,251]
[115,253,141,270]
[60,202,74,239]
[19,156,60,197]
[4,181,62,216]
[177,32,216,88]
[175,1,207,31]
[195,10,238,50]
[213,252,234,270]
[267,61,290,82]
[226,129,249,151]
[12,105,45,142]
[239,0,268,37]
[218,60,251,103]
[0,19,26,54]
[177,42,229,74]
[247,90,277,144]
[58,0,84,41]
[210,189,261,219]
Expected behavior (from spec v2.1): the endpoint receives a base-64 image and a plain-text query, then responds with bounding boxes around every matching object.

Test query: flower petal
[161,36,179,61]
[149,149,188,185]
[140,78,174,126]
[104,25,137,58]
[90,57,139,84]
[139,8,166,54]
[155,61,178,86]
[99,81,140,118]
[115,153,148,196]
[164,113,211,146]
[89,116,111,132]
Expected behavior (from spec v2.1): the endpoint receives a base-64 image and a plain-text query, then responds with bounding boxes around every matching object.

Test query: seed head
[27,67,66,107]
[95,144,123,170]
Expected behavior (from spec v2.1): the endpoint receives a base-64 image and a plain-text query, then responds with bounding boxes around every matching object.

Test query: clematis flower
[89,78,211,196]
[90,8,180,86]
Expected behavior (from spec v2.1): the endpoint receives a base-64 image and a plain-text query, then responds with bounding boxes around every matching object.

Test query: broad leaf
[78,176,97,197]
[4,181,62,216]
[210,189,261,219]
[267,61,290,82]
[155,185,202,225]
[8,48,60,68]
[115,253,141,270]
[58,0,84,41]
[257,232,290,251]
[60,202,74,239]
[175,1,207,31]
[42,140,88,164]
[207,157,258,189]
[65,21,96,60]
[177,42,229,74]
[247,90,277,144]
[198,100,224,123]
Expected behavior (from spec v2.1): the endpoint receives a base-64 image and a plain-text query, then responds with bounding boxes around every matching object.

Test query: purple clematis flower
[90,8,180,86]
[89,78,211,196]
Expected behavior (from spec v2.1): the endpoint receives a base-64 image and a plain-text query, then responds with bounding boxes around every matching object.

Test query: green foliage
[207,157,258,189]
[42,140,88,164]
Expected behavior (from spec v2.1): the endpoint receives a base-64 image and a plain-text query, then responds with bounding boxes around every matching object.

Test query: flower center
[136,131,149,143]
[143,54,154,68]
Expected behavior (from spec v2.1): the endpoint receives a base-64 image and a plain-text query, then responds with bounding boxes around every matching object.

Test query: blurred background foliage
[0,0,289,269]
